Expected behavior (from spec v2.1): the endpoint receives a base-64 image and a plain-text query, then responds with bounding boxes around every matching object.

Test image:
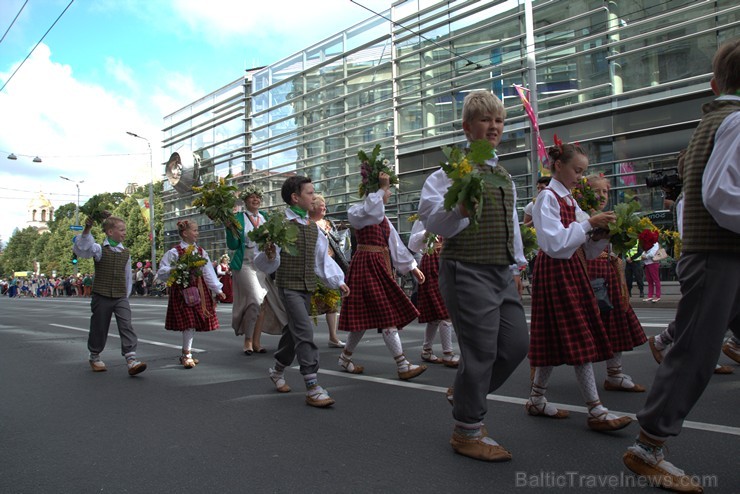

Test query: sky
[0,0,391,245]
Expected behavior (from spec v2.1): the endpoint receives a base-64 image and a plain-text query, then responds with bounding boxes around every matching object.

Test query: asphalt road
[1,296,738,493]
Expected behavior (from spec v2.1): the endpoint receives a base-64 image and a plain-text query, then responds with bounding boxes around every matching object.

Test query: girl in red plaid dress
[157,220,225,368]
[338,172,428,380]
[528,141,632,431]
[408,219,459,368]
[585,175,647,392]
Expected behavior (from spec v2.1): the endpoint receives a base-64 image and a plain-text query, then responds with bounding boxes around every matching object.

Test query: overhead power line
[0,0,75,94]
[0,0,29,46]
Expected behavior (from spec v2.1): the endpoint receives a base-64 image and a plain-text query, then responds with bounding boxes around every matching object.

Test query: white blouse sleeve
[72,233,102,262]
[702,111,740,234]
[347,190,387,229]
[510,181,527,271]
[156,248,179,282]
[418,168,469,238]
[407,220,427,254]
[533,190,606,260]
[199,250,223,294]
[388,220,417,275]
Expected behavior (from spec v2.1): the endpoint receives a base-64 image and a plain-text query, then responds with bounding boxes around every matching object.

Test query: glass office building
[161,0,740,256]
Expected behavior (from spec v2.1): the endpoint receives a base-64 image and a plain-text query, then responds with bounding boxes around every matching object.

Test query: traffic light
[72,253,78,265]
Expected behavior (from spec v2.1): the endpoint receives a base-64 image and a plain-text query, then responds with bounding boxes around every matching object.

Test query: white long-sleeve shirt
[532,178,608,260]
[417,154,527,273]
[641,242,660,265]
[407,219,428,254]
[73,233,132,297]
[347,190,418,275]
[702,95,740,234]
[157,241,223,294]
[252,208,345,290]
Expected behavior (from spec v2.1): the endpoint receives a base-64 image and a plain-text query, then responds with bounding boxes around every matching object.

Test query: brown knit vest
[92,245,129,298]
[681,99,740,254]
[276,218,319,292]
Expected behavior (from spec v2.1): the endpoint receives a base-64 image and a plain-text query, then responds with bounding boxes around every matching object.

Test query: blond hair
[102,216,124,232]
[462,90,506,126]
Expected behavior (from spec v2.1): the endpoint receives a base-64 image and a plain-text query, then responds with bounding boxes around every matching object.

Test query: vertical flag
[136,198,150,226]
[514,84,550,176]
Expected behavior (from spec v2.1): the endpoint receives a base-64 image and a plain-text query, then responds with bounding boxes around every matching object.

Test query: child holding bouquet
[73,215,147,375]
[528,139,632,432]
[418,90,529,462]
[584,174,647,392]
[337,161,427,382]
[253,176,349,408]
[157,220,225,368]
[408,218,459,367]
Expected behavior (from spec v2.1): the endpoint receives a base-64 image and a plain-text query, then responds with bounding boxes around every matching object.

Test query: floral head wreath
[239,184,263,202]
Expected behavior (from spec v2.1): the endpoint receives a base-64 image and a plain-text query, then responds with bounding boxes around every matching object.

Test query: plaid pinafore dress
[586,251,647,352]
[529,189,612,367]
[338,217,419,332]
[417,250,449,323]
[165,245,219,332]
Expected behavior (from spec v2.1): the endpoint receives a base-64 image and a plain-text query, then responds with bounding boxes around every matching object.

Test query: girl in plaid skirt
[337,172,428,380]
[585,175,647,392]
[528,140,632,432]
[157,220,225,368]
[408,219,459,368]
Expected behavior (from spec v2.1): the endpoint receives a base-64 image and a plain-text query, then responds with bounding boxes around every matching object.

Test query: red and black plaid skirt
[338,249,419,332]
[587,255,646,352]
[417,252,449,323]
[165,277,219,332]
[529,252,613,367]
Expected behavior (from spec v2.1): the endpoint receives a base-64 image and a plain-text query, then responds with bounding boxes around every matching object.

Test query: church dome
[28,192,53,209]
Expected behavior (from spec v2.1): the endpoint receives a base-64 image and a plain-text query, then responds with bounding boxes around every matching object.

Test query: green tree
[0,227,39,275]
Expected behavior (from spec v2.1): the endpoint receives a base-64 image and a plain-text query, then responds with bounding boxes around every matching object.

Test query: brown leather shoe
[714,364,734,374]
[89,359,107,372]
[398,364,427,380]
[648,336,665,364]
[587,415,632,432]
[524,400,570,418]
[722,340,740,364]
[450,432,512,462]
[604,380,646,392]
[623,450,703,493]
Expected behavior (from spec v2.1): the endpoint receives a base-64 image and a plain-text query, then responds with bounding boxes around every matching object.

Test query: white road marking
[315,368,740,437]
[48,323,205,353]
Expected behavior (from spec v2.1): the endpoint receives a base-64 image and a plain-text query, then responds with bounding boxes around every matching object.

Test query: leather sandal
[604,370,646,392]
[180,354,196,369]
[525,383,569,418]
[338,353,364,374]
[587,402,632,432]
[421,348,443,364]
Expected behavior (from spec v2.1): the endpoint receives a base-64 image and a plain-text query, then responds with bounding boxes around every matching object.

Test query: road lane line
[315,369,740,437]
[48,323,205,353]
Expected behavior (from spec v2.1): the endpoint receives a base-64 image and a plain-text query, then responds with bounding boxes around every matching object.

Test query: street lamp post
[126,132,157,268]
[59,176,83,226]
[60,175,83,275]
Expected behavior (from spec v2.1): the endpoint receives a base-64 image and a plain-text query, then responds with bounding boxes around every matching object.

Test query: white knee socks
[439,320,454,354]
[574,363,619,420]
[182,329,195,353]
[423,321,440,350]
[343,330,364,354]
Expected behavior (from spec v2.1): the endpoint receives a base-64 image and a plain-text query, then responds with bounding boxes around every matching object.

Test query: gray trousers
[439,260,530,425]
[274,288,319,376]
[637,252,740,438]
[88,294,138,356]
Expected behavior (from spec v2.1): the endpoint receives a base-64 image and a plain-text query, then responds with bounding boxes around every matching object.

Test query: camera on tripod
[645,168,682,201]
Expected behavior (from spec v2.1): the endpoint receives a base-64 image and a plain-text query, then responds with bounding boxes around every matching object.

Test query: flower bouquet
[166,245,208,288]
[660,229,682,259]
[606,201,647,256]
[79,195,113,224]
[520,224,538,260]
[441,139,510,232]
[358,144,398,197]
[192,177,241,236]
[247,212,299,257]
[311,282,342,322]
[571,177,600,214]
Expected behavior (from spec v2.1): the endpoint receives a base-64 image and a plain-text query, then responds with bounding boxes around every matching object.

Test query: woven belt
[357,244,392,276]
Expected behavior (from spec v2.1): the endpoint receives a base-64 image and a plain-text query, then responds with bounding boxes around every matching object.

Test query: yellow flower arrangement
[167,245,208,288]
[440,139,511,232]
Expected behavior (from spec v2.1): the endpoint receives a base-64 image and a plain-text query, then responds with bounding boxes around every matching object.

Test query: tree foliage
[0,184,164,278]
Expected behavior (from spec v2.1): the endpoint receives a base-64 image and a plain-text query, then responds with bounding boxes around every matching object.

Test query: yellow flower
[458,158,472,176]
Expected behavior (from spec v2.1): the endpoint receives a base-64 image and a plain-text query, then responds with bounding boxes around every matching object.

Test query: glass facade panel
[163,0,738,259]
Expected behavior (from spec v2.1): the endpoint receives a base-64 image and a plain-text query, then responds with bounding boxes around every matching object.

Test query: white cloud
[0,43,160,244]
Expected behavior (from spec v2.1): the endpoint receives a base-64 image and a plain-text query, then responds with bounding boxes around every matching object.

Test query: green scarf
[107,238,120,247]
[289,205,307,219]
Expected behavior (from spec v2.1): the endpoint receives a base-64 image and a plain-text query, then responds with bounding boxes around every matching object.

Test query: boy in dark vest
[418,90,529,461]
[73,215,147,376]
[623,38,740,493]
[254,176,349,408]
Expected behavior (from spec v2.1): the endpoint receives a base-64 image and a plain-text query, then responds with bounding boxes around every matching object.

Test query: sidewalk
[521,281,681,309]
